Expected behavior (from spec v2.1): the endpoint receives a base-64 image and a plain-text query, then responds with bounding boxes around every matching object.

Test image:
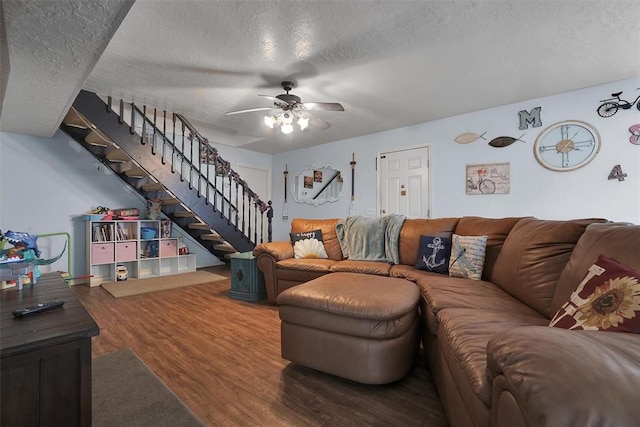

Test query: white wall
[0,130,231,278]
[270,78,640,240]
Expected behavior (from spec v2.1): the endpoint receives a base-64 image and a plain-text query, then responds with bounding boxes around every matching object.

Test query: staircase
[60,90,272,261]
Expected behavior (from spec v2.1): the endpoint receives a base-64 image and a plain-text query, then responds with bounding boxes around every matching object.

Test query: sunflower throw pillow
[549,254,640,333]
[448,234,488,280]
[290,230,328,259]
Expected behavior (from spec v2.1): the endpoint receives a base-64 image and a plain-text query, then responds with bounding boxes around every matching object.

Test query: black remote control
[12,301,65,318]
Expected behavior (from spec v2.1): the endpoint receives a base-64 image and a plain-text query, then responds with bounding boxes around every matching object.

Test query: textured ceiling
[2,0,639,154]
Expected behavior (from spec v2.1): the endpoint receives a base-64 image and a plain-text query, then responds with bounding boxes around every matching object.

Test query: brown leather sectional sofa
[253,216,640,427]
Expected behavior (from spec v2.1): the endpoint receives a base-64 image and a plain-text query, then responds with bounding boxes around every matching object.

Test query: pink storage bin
[91,243,114,264]
[116,242,137,262]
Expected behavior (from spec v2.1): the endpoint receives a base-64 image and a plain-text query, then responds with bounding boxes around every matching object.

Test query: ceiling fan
[226,81,344,133]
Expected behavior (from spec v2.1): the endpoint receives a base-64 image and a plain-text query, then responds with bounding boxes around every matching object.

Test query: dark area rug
[93,348,204,426]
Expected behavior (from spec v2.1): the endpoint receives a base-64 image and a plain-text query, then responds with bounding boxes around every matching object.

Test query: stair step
[158,197,180,205]
[172,211,195,218]
[187,223,210,230]
[85,129,113,147]
[105,150,130,163]
[63,108,92,129]
[124,167,148,178]
[212,243,237,253]
[141,182,165,192]
[201,234,223,242]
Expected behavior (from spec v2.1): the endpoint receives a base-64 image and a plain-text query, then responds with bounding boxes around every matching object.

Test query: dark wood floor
[73,265,448,427]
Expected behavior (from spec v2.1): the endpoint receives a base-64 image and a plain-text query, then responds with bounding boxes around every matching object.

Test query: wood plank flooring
[73,266,448,427]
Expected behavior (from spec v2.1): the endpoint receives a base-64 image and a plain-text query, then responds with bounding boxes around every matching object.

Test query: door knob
[382,209,386,214]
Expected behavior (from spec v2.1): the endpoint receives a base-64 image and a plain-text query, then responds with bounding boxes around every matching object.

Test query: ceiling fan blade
[225,107,274,115]
[258,94,290,107]
[308,114,332,130]
[300,102,344,111]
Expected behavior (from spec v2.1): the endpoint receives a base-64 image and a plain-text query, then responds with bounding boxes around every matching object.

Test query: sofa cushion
[487,326,640,427]
[398,217,460,266]
[448,234,487,280]
[491,217,607,318]
[417,275,542,334]
[551,222,640,316]
[415,235,452,274]
[438,308,549,407]
[290,229,328,259]
[390,264,444,282]
[329,260,392,276]
[550,254,640,333]
[454,216,525,281]
[291,218,343,260]
[276,258,336,273]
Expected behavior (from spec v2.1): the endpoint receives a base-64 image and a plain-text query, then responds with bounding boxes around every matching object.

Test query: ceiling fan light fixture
[281,112,293,125]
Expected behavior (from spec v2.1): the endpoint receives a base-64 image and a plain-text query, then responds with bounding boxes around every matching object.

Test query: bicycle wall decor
[596,89,640,118]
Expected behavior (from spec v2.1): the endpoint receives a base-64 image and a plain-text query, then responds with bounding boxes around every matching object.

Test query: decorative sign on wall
[488,134,526,147]
[518,107,542,129]
[596,90,640,118]
[629,124,640,145]
[608,165,628,182]
[454,132,487,144]
[466,163,510,195]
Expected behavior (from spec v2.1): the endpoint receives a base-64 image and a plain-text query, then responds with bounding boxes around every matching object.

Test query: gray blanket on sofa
[335,214,406,264]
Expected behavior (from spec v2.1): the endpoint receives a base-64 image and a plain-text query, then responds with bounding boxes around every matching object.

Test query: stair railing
[106,97,273,244]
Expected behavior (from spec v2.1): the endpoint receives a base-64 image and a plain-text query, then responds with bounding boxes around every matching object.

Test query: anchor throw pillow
[549,255,640,333]
[415,235,452,274]
[448,234,488,280]
[290,230,328,259]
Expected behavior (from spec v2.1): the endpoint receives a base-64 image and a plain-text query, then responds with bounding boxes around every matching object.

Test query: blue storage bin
[140,227,157,239]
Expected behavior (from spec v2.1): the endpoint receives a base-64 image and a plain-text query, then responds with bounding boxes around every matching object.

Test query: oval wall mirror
[291,164,344,206]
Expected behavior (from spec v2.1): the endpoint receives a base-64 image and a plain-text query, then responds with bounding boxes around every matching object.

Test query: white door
[378,146,430,218]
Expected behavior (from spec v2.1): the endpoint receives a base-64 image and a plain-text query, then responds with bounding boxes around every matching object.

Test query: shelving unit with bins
[86,219,196,286]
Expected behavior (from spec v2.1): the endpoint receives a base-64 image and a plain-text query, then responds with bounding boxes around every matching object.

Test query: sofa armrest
[253,241,294,304]
[487,326,640,427]
[253,241,294,261]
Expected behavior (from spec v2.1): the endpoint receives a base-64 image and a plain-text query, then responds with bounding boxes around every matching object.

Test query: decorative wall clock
[533,120,601,172]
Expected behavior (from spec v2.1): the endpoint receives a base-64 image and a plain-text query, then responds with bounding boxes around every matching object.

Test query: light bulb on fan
[264,115,277,129]
[297,116,309,130]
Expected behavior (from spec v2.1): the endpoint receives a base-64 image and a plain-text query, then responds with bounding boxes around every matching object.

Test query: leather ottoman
[276,272,421,384]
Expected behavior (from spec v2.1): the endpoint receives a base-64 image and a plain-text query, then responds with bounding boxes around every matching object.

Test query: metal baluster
[180,120,185,181]
[130,102,135,134]
[242,187,246,237]
[196,138,201,198]
[260,209,264,243]
[228,174,232,224]
[248,197,252,241]
[162,111,167,164]
[254,203,258,244]
[151,108,157,155]
[171,114,176,173]
[119,100,124,124]
[141,105,146,144]
[235,181,239,230]
[107,96,112,113]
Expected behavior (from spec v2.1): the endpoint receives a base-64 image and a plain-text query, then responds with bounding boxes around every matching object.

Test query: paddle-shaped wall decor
[454,132,487,144]
[489,134,526,147]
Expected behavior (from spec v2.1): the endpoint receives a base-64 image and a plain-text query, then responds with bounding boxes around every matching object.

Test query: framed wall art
[466,163,510,195]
